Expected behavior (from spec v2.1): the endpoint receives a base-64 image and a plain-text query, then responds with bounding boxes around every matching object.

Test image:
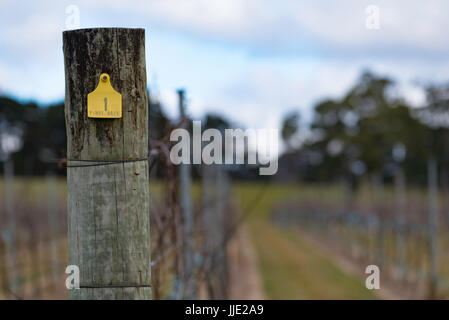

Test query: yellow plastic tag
[87,73,122,118]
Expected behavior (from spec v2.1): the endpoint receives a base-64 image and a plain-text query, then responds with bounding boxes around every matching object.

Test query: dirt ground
[228,223,266,299]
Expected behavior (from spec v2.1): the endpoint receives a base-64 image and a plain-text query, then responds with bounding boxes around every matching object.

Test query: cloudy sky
[0,0,448,130]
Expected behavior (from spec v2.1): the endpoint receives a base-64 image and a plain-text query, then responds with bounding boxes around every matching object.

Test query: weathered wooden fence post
[46,172,60,284]
[201,165,230,299]
[3,158,19,295]
[394,165,407,280]
[427,154,439,298]
[214,167,229,299]
[201,164,215,298]
[176,89,195,299]
[63,28,151,300]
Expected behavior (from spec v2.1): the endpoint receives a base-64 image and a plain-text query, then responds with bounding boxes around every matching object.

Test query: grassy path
[234,183,379,299]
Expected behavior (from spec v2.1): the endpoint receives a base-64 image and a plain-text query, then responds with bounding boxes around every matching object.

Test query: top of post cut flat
[63,27,145,36]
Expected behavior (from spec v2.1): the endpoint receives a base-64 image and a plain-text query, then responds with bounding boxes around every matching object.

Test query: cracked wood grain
[63,28,151,300]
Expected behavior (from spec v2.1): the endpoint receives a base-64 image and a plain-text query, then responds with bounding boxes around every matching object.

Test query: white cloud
[0,0,449,130]
[2,1,449,59]
[77,0,449,58]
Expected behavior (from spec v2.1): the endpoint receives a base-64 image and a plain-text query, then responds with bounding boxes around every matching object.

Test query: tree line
[1,70,449,184]
[280,71,449,187]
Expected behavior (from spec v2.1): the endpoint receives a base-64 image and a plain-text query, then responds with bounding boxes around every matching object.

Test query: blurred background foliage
[278,71,448,188]
[1,70,449,188]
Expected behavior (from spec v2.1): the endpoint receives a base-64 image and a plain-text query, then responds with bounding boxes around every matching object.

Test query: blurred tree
[0,96,66,175]
[416,84,449,188]
[148,92,169,140]
[203,113,231,131]
[303,71,427,186]
[281,111,300,151]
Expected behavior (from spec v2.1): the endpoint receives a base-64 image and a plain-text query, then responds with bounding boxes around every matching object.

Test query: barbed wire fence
[0,115,268,300]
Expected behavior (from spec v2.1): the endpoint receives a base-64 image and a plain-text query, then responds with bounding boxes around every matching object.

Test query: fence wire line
[1,124,268,299]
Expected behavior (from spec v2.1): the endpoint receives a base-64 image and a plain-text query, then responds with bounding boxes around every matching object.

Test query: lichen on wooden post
[63,28,151,300]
